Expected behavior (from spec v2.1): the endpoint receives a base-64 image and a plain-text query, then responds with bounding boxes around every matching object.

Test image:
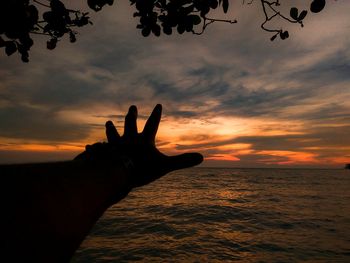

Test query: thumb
[166,153,203,172]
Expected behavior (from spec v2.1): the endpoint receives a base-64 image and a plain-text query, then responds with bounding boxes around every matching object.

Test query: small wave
[74,168,350,262]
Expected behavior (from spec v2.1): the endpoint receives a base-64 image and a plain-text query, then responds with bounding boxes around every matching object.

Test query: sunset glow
[1,0,350,168]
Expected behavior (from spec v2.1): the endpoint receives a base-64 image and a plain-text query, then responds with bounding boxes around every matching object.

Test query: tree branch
[32,0,50,8]
[192,16,237,35]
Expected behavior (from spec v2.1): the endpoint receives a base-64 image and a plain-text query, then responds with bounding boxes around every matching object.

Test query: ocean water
[72,168,350,262]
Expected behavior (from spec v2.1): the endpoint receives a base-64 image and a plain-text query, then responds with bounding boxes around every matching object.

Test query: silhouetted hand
[75,104,203,188]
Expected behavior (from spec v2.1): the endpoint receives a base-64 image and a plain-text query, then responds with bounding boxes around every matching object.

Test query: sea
[72,168,350,262]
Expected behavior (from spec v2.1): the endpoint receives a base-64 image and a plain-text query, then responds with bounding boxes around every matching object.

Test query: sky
[0,0,350,168]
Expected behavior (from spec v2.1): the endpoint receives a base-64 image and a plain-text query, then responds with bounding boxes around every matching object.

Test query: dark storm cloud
[288,49,350,86]
[212,84,314,118]
[30,74,106,108]
[0,105,89,141]
[234,125,350,151]
[143,72,346,123]
[296,103,350,124]
[182,125,350,152]
[144,72,230,103]
[2,61,345,125]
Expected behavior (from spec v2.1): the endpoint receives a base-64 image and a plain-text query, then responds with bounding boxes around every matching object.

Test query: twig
[33,0,50,8]
[192,16,237,35]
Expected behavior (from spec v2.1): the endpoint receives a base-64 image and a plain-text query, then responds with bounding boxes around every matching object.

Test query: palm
[76,104,203,188]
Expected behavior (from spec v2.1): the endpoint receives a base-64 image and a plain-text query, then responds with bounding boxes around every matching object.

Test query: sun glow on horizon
[0,110,349,167]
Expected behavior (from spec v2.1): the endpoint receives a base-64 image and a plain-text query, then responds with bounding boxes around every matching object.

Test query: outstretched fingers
[124,105,138,138]
[105,120,120,143]
[166,152,203,173]
[142,104,162,141]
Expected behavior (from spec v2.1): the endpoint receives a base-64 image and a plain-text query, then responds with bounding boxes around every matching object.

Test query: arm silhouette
[0,104,203,263]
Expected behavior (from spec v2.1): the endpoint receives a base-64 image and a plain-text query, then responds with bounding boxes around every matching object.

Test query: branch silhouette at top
[0,0,326,62]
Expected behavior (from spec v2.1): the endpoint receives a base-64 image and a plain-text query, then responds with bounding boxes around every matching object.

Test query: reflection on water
[73,168,350,262]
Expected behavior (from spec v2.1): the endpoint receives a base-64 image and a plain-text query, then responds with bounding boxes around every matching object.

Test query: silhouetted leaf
[279,31,289,40]
[141,27,151,37]
[5,41,17,56]
[183,5,194,15]
[185,22,193,32]
[27,5,39,26]
[0,0,329,62]
[69,31,76,43]
[190,15,201,25]
[51,0,66,15]
[18,45,29,62]
[290,7,298,20]
[298,10,308,21]
[152,24,161,36]
[47,38,57,50]
[43,11,53,23]
[21,54,29,63]
[310,0,325,13]
[222,0,229,13]
[19,35,34,48]
[177,24,185,34]
[210,0,218,9]
[163,26,172,35]
[88,0,102,11]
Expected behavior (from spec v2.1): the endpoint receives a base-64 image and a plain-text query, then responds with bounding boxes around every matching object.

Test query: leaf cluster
[131,0,230,37]
[0,0,327,62]
[0,1,38,62]
[260,0,326,42]
[88,0,114,11]
[0,0,93,62]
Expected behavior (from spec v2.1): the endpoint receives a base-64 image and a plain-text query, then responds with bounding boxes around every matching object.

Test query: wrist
[119,154,136,185]
[73,153,133,203]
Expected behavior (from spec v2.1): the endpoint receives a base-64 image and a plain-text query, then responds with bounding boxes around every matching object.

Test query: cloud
[172,124,350,167]
[0,105,90,141]
[234,125,350,151]
[0,0,349,166]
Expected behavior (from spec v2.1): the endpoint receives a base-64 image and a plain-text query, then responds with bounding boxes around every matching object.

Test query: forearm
[0,160,131,262]
[0,103,203,262]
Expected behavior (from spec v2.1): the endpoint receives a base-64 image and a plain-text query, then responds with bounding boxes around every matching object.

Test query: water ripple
[73,168,350,262]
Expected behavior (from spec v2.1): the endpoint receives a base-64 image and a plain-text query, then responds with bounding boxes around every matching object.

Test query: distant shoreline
[195,166,344,170]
